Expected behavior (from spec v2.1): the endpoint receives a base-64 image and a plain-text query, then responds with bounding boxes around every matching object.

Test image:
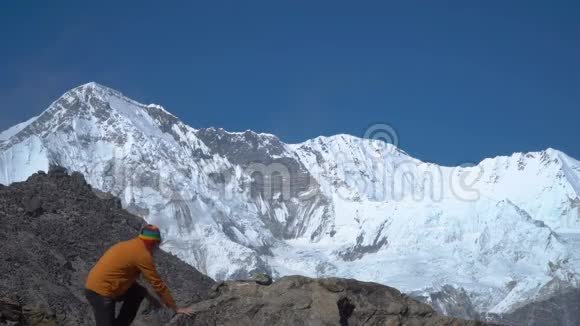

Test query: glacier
[0,82,579,318]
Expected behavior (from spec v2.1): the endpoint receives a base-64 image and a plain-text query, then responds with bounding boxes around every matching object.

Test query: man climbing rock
[84,225,193,325]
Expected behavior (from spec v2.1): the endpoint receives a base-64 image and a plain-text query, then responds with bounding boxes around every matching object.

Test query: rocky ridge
[168,276,495,326]
[0,166,214,325]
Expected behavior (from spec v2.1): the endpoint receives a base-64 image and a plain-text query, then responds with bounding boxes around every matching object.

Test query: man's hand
[175,307,194,316]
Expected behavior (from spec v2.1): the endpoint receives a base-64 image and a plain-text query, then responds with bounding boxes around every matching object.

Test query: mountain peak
[72,81,121,94]
[76,81,105,90]
[65,83,179,121]
[0,82,171,148]
[293,133,410,159]
[63,81,128,103]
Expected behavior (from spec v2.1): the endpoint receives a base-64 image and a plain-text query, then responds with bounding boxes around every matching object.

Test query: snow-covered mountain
[1,82,579,320]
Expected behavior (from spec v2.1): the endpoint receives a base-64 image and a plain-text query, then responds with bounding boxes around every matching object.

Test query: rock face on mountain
[168,276,494,326]
[0,166,214,325]
[1,82,579,321]
[489,288,580,326]
[410,285,481,321]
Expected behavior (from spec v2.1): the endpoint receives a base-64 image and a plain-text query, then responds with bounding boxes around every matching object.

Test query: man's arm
[135,254,178,311]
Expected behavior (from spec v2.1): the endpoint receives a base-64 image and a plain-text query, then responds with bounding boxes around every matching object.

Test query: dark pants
[85,283,147,326]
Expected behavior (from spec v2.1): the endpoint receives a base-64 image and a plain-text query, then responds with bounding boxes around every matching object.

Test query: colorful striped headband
[139,224,162,242]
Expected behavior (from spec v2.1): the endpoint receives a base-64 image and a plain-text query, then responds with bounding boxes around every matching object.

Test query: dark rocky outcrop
[410,285,481,321]
[195,128,333,242]
[0,167,214,325]
[168,276,496,326]
[489,288,580,326]
[0,298,58,326]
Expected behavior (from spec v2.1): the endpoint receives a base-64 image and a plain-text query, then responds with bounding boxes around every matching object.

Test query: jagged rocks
[0,299,22,325]
[490,288,580,326]
[168,276,495,326]
[21,195,43,217]
[411,285,481,321]
[0,299,57,326]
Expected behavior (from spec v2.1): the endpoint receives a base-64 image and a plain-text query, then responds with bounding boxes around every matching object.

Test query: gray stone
[489,288,580,326]
[167,276,496,326]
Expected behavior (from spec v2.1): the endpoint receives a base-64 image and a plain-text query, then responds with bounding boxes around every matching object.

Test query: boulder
[0,299,57,326]
[169,276,496,326]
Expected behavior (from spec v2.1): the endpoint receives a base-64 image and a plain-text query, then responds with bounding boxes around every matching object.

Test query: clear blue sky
[1,1,579,165]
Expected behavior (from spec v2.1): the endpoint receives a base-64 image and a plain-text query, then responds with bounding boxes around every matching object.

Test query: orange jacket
[85,237,177,310]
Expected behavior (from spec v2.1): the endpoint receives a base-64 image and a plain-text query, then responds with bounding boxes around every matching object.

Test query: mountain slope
[0,166,214,325]
[1,82,579,321]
